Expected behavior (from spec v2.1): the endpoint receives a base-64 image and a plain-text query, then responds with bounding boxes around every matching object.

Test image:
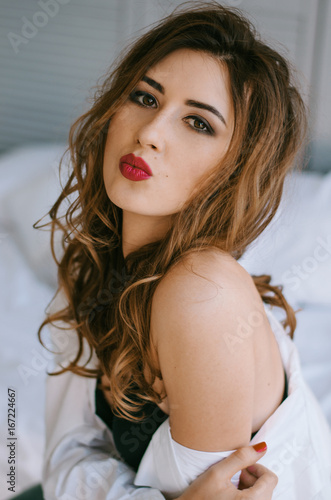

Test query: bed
[0,143,330,498]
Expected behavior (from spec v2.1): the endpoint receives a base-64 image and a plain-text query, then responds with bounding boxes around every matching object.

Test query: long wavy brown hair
[35,1,307,421]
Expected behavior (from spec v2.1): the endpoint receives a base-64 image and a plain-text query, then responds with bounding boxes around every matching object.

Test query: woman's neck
[121,209,173,259]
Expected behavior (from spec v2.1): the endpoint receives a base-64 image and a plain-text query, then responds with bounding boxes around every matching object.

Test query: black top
[95,383,169,471]
[95,371,288,472]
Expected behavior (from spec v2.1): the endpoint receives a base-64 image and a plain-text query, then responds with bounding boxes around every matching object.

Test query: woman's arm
[151,250,260,452]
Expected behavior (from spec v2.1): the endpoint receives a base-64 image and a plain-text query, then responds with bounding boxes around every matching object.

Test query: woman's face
[103,48,233,217]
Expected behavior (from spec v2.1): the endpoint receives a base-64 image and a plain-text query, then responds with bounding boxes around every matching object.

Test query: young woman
[30,2,331,499]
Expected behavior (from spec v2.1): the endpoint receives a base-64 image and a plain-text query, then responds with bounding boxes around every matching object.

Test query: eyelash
[128,90,214,135]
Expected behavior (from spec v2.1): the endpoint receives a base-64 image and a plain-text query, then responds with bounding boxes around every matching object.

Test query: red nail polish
[253,441,267,453]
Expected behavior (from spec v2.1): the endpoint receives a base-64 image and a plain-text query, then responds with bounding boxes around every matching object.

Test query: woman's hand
[176,442,278,500]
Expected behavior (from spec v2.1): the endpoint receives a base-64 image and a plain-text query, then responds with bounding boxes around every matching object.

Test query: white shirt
[42,294,331,499]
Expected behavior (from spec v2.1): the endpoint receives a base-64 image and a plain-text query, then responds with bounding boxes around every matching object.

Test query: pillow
[239,170,331,307]
[0,144,67,288]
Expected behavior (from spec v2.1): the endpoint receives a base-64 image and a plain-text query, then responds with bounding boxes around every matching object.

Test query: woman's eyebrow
[142,75,164,94]
[141,75,227,127]
[186,100,227,127]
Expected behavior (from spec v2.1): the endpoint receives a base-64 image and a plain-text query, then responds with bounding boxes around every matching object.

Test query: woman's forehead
[148,48,226,78]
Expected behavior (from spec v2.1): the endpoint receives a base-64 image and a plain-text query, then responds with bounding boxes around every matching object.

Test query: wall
[0,0,330,170]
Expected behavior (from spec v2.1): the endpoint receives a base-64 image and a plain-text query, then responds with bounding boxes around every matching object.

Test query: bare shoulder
[150,248,271,451]
[151,248,263,327]
[185,247,257,288]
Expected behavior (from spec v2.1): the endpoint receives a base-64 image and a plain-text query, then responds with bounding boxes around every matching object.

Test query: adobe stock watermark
[119,404,168,453]
[77,264,134,324]
[52,425,172,499]
[55,430,123,500]
[17,329,69,386]
[59,459,117,499]
[7,0,71,55]
[267,436,313,478]
[52,430,132,500]
[281,233,331,291]
[223,308,264,354]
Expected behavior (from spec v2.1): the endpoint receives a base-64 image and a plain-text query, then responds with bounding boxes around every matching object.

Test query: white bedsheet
[0,144,330,498]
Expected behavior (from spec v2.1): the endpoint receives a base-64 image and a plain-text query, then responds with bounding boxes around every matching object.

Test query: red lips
[119,153,153,176]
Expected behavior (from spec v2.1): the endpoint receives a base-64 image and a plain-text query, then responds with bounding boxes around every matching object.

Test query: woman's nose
[135,113,166,151]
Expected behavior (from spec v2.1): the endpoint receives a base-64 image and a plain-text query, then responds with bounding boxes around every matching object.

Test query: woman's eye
[129,90,157,108]
[185,116,213,135]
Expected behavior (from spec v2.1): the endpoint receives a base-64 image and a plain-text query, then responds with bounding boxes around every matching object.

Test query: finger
[210,442,268,479]
[239,462,275,489]
[245,465,278,496]
[247,462,271,479]
[238,468,257,489]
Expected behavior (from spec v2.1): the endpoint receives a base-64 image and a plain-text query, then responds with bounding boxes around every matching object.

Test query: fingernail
[253,441,267,453]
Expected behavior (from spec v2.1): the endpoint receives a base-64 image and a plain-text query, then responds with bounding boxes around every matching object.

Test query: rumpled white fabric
[171,438,241,486]
[134,419,241,498]
[42,293,331,500]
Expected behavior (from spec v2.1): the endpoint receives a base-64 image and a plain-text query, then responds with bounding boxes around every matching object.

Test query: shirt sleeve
[42,293,166,500]
[134,418,240,500]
